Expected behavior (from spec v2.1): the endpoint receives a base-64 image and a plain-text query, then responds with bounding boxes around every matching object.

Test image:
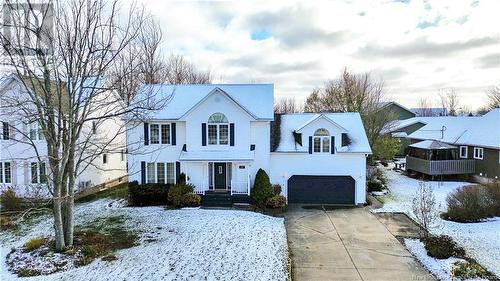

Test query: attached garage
[287,175,355,205]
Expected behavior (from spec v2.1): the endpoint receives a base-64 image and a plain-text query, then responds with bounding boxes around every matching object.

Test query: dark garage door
[288,175,355,205]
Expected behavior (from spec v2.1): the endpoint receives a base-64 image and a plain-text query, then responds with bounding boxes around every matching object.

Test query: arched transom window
[313,128,330,153]
[208,113,229,145]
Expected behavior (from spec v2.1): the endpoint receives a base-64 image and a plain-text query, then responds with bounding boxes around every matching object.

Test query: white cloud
[132,0,500,109]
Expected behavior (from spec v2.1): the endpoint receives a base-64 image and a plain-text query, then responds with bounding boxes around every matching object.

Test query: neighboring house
[127,84,371,206]
[377,101,416,120]
[0,74,127,197]
[410,107,448,117]
[405,109,500,182]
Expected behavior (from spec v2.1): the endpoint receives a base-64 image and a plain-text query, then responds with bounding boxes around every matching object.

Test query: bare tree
[0,0,167,251]
[303,68,394,148]
[439,89,459,116]
[412,181,440,237]
[274,97,300,114]
[165,54,211,84]
[415,98,434,117]
[486,86,500,110]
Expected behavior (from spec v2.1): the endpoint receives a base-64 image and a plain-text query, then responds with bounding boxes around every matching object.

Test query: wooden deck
[406,156,475,176]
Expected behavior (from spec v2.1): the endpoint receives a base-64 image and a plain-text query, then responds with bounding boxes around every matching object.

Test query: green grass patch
[76,182,129,203]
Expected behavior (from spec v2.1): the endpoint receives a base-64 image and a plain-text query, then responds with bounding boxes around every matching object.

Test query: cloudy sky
[134,0,499,110]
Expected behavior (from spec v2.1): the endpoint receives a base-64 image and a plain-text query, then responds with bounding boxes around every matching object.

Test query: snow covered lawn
[0,199,289,281]
[372,168,500,278]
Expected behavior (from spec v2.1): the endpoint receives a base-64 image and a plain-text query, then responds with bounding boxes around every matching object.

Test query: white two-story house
[0,74,127,197]
[128,84,371,206]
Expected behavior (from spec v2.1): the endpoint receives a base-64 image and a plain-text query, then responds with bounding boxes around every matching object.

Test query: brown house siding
[462,146,500,179]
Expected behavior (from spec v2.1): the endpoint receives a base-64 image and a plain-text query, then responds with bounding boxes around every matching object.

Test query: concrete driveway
[285,205,435,281]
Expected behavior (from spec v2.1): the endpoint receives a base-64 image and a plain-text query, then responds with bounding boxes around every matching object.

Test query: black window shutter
[140,161,146,184]
[144,123,149,145]
[230,123,235,146]
[175,161,181,184]
[331,136,335,154]
[308,136,312,154]
[171,123,177,146]
[202,123,207,146]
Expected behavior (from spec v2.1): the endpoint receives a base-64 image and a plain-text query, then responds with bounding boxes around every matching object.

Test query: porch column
[246,166,250,195]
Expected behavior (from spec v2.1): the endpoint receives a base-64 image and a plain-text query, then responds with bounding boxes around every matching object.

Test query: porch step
[202,192,233,207]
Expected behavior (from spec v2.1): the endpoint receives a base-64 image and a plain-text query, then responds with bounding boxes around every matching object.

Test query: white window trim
[473,147,483,160]
[207,123,230,146]
[459,146,468,158]
[146,162,176,184]
[149,123,172,145]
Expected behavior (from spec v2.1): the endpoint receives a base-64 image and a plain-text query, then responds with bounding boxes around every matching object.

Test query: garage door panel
[288,175,355,205]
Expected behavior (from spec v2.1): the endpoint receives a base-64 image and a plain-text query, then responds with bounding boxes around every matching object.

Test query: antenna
[441,126,446,139]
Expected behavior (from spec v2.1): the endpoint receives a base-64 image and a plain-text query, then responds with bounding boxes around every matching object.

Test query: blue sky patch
[251,28,271,41]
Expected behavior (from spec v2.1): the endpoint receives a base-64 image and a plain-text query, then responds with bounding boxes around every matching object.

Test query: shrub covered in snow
[0,188,22,211]
[422,235,465,259]
[128,181,171,206]
[453,260,489,279]
[251,169,274,207]
[266,195,286,209]
[443,184,500,222]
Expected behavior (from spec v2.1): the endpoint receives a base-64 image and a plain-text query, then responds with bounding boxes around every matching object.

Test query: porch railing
[406,156,475,176]
[188,180,207,195]
[230,174,251,195]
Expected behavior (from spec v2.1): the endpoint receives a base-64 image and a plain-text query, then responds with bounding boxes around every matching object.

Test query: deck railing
[406,156,475,176]
[189,181,207,195]
[230,175,250,195]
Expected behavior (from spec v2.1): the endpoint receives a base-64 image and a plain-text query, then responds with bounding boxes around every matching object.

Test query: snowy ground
[372,167,500,278]
[0,199,289,281]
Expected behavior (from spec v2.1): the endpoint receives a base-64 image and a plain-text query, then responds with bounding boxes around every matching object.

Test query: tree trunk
[53,189,66,251]
[64,173,75,247]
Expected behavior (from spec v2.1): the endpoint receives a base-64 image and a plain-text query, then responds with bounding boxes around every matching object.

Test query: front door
[214,163,226,190]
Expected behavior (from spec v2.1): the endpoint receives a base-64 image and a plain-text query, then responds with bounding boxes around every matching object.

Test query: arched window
[313,128,330,153]
[208,113,229,145]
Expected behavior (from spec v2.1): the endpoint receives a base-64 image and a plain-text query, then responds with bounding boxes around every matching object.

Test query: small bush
[453,261,488,279]
[251,169,274,207]
[272,184,282,196]
[24,237,45,252]
[422,235,465,259]
[168,184,194,208]
[16,268,41,277]
[0,189,23,212]
[128,181,170,206]
[367,181,384,192]
[443,184,498,222]
[266,195,286,209]
[0,215,13,230]
[182,193,201,207]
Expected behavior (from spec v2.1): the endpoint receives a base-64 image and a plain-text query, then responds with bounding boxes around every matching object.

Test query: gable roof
[295,114,348,133]
[407,109,500,149]
[377,101,415,118]
[409,140,457,150]
[135,84,274,120]
[275,112,371,154]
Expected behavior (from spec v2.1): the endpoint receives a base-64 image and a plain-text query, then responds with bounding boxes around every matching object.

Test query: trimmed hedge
[128,181,171,206]
[251,169,274,207]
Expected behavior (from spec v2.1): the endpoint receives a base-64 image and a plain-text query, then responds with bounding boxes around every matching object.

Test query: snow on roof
[409,140,457,150]
[179,150,255,162]
[295,114,348,132]
[276,113,372,153]
[135,84,274,120]
[408,109,500,149]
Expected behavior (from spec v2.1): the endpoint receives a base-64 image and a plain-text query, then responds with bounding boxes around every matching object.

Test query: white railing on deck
[188,180,207,195]
[230,180,248,195]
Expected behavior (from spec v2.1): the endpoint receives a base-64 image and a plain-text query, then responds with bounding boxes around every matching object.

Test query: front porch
[406,140,475,176]
[180,156,252,196]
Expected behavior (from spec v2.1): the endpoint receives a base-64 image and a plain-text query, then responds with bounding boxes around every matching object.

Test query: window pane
[208,113,228,123]
[38,128,44,140]
[103,154,107,164]
[150,124,159,144]
[322,137,330,153]
[0,163,3,183]
[40,162,47,184]
[147,163,155,183]
[157,163,165,183]
[161,124,170,144]
[30,125,37,140]
[3,122,9,140]
[166,163,175,184]
[219,125,228,145]
[314,128,329,136]
[208,124,217,145]
[4,163,11,183]
[313,137,321,152]
[31,162,38,184]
